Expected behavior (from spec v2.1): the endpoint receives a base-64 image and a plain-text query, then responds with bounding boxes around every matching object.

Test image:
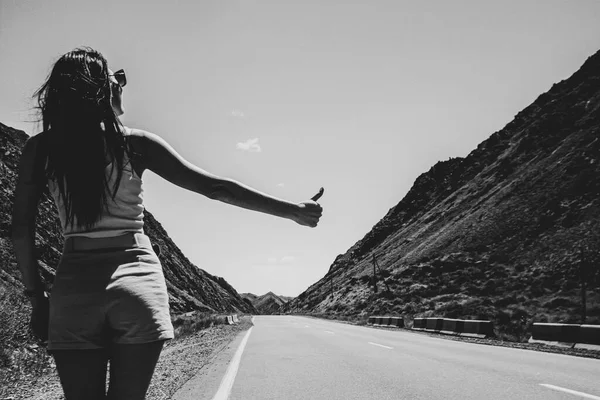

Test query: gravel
[146,318,252,400]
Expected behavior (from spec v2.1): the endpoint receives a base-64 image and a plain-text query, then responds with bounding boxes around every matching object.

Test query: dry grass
[170,312,236,339]
[0,287,54,399]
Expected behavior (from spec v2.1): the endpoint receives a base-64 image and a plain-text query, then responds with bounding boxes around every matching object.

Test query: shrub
[379,269,391,278]
[356,300,368,310]
[434,300,463,317]
[0,288,53,390]
[171,313,227,338]
[0,288,30,367]
[378,290,395,300]
[542,296,580,309]
[587,305,600,317]
[400,301,420,314]
[494,294,518,307]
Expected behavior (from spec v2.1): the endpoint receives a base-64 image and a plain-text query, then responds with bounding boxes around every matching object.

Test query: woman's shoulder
[121,126,168,152]
[121,126,165,171]
[122,126,146,149]
[122,126,161,140]
[16,131,50,183]
[29,130,50,144]
[23,131,51,159]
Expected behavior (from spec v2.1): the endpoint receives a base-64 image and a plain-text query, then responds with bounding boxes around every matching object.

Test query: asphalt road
[176,316,600,400]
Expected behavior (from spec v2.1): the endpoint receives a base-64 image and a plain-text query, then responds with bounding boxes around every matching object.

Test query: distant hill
[283,49,600,342]
[240,292,258,302]
[241,292,291,314]
[0,122,257,380]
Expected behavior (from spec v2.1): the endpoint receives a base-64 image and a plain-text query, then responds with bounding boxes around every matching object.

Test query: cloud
[266,256,295,265]
[231,110,245,117]
[236,138,261,152]
[276,183,285,188]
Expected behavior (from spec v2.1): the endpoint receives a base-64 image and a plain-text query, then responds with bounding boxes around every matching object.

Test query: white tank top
[48,149,145,238]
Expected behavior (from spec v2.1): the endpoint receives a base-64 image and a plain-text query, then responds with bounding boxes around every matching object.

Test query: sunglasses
[110,69,127,87]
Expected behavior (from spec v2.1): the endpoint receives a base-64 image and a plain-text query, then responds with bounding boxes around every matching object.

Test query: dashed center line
[540,384,600,399]
[368,342,393,349]
[324,330,334,334]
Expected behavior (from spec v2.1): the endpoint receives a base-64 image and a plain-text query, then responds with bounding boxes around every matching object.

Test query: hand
[293,187,324,227]
[30,293,49,343]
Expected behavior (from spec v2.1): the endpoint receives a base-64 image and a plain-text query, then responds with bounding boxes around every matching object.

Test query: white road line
[540,384,600,399]
[324,330,334,334]
[211,327,253,400]
[368,342,393,349]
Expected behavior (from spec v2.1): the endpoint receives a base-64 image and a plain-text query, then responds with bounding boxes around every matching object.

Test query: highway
[174,316,600,400]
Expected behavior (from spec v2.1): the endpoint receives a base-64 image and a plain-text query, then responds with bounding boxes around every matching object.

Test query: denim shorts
[48,233,174,351]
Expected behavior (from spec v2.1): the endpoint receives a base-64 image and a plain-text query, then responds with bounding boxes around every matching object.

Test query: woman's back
[45,128,145,238]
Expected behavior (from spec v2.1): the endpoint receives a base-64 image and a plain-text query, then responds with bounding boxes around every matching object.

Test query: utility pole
[580,246,587,324]
[372,254,378,293]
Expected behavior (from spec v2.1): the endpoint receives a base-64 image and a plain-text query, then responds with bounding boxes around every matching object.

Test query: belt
[64,232,148,252]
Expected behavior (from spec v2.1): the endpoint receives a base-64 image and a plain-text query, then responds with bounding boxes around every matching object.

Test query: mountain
[241,291,291,314]
[283,50,600,342]
[0,122,257,366]
[240,293,259,302]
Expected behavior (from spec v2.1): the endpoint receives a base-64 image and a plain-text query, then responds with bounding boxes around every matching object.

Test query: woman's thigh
[52,348,109,400]
[106,340,166,400]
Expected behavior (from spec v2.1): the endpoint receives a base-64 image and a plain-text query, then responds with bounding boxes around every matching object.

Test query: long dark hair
[34,47,133,230]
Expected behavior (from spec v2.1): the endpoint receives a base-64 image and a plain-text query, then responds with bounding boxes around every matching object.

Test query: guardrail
[367,315,405,328]
[461,320,494,338]
[426,318,443,333]
[412,317,493,338]
[413,317,426,330]
[369,316,493,338]
[440,318,463,335]
[529,323,600,350]
[222,314,241,325]
[342,315,599,349]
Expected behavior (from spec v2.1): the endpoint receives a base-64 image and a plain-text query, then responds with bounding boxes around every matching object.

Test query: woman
[11,47,323,400]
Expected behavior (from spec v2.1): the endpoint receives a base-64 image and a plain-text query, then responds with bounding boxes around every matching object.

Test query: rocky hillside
[241,292,291,314]
[284,50,600,342]
[0,122,256,370]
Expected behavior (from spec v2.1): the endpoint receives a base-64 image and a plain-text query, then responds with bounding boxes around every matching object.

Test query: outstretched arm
[133,129,323,227]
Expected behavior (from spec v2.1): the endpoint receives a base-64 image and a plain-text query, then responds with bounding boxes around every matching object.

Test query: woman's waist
[63,232,151,253]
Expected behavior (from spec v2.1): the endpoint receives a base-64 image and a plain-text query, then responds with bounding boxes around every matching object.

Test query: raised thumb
[311,187,324,202]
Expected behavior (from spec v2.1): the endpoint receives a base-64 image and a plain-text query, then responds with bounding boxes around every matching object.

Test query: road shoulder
[146,317,253,400]
[168,322,252,400]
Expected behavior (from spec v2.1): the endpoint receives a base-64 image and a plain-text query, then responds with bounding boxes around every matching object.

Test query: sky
[1,0,600,297]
